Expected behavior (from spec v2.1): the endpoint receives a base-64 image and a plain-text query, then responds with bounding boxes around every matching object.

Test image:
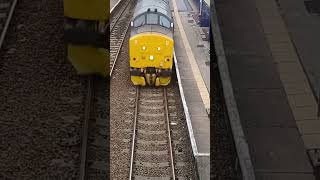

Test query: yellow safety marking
[172,0,210,111]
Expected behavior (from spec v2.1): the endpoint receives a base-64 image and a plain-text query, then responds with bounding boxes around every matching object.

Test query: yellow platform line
[172,0,210,112]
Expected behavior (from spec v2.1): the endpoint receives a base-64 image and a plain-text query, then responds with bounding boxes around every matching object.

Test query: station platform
[214,0,319,178]
[171,0,210,179]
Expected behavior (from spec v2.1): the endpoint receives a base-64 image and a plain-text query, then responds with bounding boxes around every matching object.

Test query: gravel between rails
[0,0,108,179]
[110,29,198,178]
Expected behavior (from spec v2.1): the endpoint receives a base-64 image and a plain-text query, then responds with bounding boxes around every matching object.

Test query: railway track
[129,87,176,179]
[0,0,17,49]
[109,1,197,178]
[110,0,136,75]
[79,76,108,179]
[79,77,94,180]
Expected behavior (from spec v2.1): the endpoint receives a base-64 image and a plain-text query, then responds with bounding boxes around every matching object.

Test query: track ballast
[129,87,176,179]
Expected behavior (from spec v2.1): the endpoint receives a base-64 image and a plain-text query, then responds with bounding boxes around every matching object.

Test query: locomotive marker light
[157,47,161,51]
[150,55,154,60]
[142,46,146,50]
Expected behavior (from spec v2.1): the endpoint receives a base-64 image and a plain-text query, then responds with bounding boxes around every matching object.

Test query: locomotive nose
[129,33,173,86]
[129,34,173,68]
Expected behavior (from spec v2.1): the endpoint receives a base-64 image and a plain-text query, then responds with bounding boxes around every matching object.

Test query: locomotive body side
[129,0,174,86]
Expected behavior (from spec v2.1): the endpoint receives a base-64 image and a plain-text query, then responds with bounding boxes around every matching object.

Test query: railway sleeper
[133,175,171,180]
[135,161,170,168]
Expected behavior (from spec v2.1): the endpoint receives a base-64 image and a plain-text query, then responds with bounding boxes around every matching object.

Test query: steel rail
[128,86,140,180]
[79,76,94,180]
[0,0,18,49]
[163,87,176,179]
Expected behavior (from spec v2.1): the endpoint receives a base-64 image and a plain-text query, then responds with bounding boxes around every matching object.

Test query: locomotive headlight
[157,47,161,51]
[149,55,154,60]
[142,46,146,50]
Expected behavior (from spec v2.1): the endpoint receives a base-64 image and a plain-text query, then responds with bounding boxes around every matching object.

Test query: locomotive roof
[133,0,171,19]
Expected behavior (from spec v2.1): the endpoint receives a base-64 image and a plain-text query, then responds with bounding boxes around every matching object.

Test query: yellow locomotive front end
[130,33,173,86]
[129,0,174,86]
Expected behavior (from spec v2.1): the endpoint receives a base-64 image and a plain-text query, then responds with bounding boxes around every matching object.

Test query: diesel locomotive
[64,0,109,77]
[129,0,174,86]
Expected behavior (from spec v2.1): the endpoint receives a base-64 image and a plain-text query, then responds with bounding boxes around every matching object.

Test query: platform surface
[215,0,316,179]
[276,0,320,99]
[179,3,210,93]
[273,0,320,151]
[171,0,210,179]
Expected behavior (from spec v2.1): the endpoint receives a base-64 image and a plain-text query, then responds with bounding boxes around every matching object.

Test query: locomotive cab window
[134,15,145,27]
[160,16,170,28]
[146,13,158,25]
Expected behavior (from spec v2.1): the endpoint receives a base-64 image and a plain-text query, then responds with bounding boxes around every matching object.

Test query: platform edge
[174,51,211,179]
[211,1,256,179]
